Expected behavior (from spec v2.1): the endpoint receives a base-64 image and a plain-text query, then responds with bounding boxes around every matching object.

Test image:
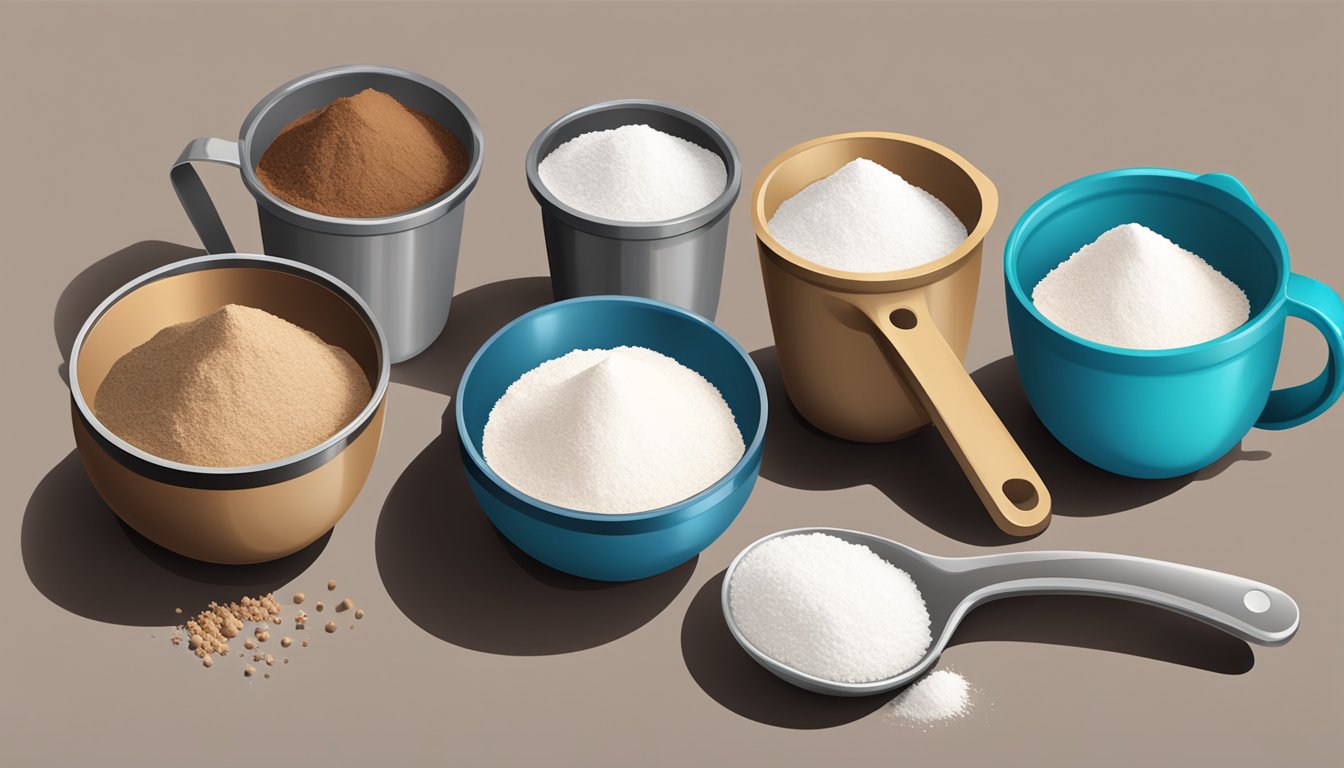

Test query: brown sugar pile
[94,304,371,467]
[171,581,365,678]
[256,88,469,218]
[183,594,281,663]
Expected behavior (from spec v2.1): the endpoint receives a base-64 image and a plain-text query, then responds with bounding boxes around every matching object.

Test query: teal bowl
[455,296,767,581]
[1004,168,1344,479]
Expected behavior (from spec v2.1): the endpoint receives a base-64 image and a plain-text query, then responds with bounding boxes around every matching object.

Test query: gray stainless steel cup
[525,100,741,319]
[170,65,484,362]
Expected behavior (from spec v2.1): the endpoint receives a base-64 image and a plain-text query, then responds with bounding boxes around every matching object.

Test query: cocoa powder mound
[256,88,469,218]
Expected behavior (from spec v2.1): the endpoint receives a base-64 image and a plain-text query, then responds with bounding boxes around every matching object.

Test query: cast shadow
[751,346,1022,546]
[753,348,1270,543]
[680,572,889,729]
[53,240,202,385]
[948,594,1254,675]
[680,569,1253,730]
[376,420,696,655]
[971,356,1271,509]
[392,276,553,396]
[22,452,328,626]
[377,274,692,655]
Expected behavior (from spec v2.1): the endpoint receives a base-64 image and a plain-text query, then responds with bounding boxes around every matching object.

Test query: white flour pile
[727,533,932,683]
[482,346,744,513]
[538,124,727,222]
[889,670,971,724]
[767,158,968,273]
[1032,223,1250,349]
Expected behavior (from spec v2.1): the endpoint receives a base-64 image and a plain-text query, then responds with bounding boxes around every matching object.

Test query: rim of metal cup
[1003,167,1291,369]
[68,253,391,491]
[525,99,742,241]
[752,131,999,294]
[236,64,485,237]
[455,295,767,535]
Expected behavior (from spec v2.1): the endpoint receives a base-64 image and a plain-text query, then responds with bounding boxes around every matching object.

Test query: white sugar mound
[1032,223,1250,350]
[538,123,727,222]
[482,346,745,514]
[727,533,932,684]
[889,670,971,724]
[766,157,968,273]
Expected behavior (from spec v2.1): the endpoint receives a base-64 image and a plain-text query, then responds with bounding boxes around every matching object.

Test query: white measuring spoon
[721,527,1299,696]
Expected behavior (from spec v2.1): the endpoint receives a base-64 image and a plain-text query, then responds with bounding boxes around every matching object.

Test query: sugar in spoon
[722,527,1299,696]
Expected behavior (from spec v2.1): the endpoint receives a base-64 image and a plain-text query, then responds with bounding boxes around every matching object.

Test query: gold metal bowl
[68,254,390,564]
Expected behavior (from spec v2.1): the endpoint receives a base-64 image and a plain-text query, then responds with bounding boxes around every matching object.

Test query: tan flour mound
[94,304,371,467]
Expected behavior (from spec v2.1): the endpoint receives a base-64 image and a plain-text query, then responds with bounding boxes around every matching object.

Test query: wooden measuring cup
[753,132,1049,536]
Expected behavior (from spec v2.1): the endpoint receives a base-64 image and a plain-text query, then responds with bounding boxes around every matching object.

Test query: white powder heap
[538,124,727,222]
[767,157,968,273]
[1032,223,1250,350]
[889,670,972,724]
[728,533,932,683]
[482,346,745,514]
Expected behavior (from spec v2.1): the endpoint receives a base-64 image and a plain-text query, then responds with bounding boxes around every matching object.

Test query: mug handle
[862,295,1051,536]
[1256,272,1344,430]
[170,137,243,254]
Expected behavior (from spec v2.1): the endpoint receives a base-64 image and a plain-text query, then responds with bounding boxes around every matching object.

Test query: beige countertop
[2,1,1341,765]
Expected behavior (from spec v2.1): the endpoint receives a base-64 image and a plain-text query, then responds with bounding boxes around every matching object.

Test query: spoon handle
[860,294,1051,537]
[949,551,1299,645]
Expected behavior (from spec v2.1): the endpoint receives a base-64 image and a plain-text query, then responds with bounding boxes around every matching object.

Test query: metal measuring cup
[525,99,741,319]
[753,132,1050,536]
[170,65,484,363]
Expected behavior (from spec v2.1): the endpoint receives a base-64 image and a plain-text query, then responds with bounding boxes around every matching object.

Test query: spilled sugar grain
[767,158,968,273]
[889,670,972,725]
[1032,223,1250,350]
[482,346,744,514]
[728,533,932,683]
[538,124,726,222]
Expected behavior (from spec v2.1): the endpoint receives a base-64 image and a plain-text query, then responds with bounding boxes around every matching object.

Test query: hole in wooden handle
[1002,478,1039,511]
[889,308,917,329]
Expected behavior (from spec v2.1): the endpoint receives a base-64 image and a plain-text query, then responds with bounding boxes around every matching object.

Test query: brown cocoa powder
[256,88,469,218]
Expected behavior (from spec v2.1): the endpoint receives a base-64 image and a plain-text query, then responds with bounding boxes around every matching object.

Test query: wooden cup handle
[865,297,1051,536]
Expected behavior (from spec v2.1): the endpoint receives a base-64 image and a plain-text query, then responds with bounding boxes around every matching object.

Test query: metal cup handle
[170,138,243,254]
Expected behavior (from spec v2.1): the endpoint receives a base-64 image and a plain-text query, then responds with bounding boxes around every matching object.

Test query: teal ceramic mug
[1004,168,1344,479]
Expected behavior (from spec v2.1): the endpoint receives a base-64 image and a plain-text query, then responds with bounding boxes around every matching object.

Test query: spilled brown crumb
[180,594,281,660]
[327,580,337,591]
[315,602,325,612]
[174,587,359,677]
[293,592,306,605]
